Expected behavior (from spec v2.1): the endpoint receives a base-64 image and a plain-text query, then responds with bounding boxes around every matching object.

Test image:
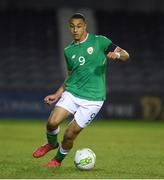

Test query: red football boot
[46,158,61,168]
[33,143,59,158]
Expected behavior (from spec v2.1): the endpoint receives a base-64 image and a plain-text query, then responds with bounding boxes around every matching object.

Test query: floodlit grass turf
[0,119,164,179]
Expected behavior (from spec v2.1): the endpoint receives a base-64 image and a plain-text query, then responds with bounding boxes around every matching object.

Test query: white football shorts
[56,91,104,128]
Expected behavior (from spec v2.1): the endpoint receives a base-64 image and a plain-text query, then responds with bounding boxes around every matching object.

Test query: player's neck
[75,32,88,44]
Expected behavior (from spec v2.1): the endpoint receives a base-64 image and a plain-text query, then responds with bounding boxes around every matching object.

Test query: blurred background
[0,0,164,121]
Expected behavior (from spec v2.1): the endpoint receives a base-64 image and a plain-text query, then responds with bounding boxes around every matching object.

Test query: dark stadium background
[0,0,164,121]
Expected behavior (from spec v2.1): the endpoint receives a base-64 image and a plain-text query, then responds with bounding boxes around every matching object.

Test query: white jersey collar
[74,33,89,45]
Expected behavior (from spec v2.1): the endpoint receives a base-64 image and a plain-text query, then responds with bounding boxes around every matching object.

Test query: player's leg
[46,106,72,147]
[33,106,71,158]
[46,119,83,167]
[45,92,104,168]
[46,97,104,168]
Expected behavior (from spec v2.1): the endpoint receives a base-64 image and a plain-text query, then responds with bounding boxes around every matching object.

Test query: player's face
[69,18,87,42]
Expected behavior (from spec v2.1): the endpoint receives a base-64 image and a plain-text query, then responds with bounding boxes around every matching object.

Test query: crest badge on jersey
[87,47,94,54]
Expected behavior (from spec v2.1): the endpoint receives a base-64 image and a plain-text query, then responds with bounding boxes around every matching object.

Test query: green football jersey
[64,33,112,101]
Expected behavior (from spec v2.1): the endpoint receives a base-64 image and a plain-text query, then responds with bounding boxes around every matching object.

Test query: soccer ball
[74,148,96,170]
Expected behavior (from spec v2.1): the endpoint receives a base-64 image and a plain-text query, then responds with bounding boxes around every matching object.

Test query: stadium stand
[0,9,63,92]
[0,10,163,94]
[95,11,164,94]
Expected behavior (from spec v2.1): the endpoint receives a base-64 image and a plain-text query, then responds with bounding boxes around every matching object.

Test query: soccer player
[32,13,129,168]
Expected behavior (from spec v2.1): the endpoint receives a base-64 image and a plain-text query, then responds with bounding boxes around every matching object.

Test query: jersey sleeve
[98,35,113,54]
[64,50,72,71]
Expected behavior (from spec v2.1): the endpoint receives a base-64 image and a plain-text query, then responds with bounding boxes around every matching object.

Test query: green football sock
[46,132,58,148]
[55,147,69,162]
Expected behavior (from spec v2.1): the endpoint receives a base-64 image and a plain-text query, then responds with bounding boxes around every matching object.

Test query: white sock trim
[47,126,60,135]
[59,145,69,155]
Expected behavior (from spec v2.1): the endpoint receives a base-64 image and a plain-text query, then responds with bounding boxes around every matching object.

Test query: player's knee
[46,121,58,131]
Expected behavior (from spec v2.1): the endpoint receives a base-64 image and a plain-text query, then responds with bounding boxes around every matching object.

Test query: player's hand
[114,47,121,53]
[107,52,119,60]
[44,94,60,105]
[107,47,121,60]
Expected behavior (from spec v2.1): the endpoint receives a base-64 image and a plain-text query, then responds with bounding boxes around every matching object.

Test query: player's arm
[106,43,130,61]
[44,71,71,105]
[53,71,71,97]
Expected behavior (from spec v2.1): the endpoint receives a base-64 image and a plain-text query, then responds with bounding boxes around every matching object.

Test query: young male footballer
[32,13,130,167]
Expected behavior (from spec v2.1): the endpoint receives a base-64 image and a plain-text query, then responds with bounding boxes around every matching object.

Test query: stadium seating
[95,11,164,93]
[0,10,163,94]
[0,9,63,92]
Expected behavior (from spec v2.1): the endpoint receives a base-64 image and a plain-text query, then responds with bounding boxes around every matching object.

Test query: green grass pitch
[0,119,164,179]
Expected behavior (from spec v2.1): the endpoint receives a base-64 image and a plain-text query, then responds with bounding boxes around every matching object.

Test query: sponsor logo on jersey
[72,54,76,59]
[87,47,94,54]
